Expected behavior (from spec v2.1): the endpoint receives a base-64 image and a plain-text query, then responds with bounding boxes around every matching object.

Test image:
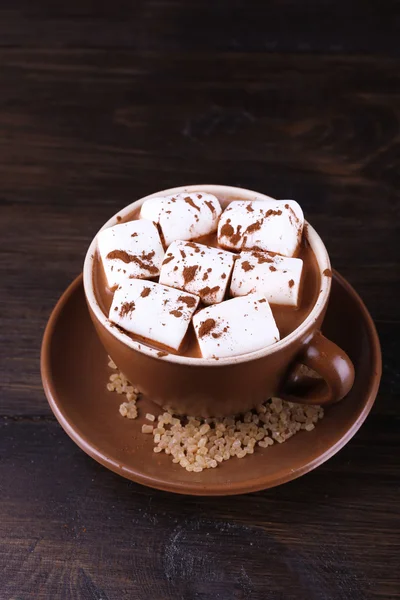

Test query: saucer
[41,271,381,496]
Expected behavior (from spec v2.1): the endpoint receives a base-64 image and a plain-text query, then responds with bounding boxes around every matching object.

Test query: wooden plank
[0,420,399,599]
[0,1,398,55]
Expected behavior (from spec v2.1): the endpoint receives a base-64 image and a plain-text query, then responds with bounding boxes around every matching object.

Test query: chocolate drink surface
[93,205,320,358]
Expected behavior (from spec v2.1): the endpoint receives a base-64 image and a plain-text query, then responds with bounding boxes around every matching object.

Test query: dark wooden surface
[1,3,399,599]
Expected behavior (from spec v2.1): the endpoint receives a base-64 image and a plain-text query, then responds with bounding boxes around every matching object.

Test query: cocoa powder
[178,295,197,308]
[220,220,234,238]
[199,285,220,296]
[184,196,200,211]
[245,220,262,234]
[119,301,135,317]
[241,261,254,272]
[204,200,216,214]
[140,287,151,298]
[182,265,199,284]
[107,250,158,274]
[198,318,217,338]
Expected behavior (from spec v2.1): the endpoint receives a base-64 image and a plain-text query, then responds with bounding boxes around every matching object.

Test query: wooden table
[1,3,399,598]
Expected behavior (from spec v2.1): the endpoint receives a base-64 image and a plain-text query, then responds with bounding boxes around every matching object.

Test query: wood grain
[0,2,399,599]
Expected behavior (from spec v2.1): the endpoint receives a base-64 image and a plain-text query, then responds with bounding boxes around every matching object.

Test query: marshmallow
[140,192,222,247]
[193,294,280,359]
[159,241,235,304]
[97,220,165,289]
[218,199,304,257]
[231,251,303,307]
[109,279,199,352]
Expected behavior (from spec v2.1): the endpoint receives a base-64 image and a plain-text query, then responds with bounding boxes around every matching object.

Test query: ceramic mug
[83,185,355,417]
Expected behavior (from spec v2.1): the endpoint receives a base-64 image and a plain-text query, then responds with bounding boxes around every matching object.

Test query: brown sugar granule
[197,194,203,199]
[170,309,183,318]
[202,272,209,281]
[162,254,174,265]
[245,220,263,234]
[220,220,234,238]
[204,200,216,214]
[171,197,176,202]
[241,261,254,272]
[107,359,324,470]
[157,351,168,358]
[288,279,295,288]
[183,265,199,284]
[246,204,254,212]
[323,268,332,277]
[141,287,151,298]
[119,301,135,317]
[221,273,227,279]
[184,196,200,211]
[131,232,138,238]
[198,318,217,338]
[116,216,122,222]
[259,298,267,303]
[199,285,220,296]
[180,249,186,259]
[178,295,197,308]
[173,266,178,271]
[269,266,277,272]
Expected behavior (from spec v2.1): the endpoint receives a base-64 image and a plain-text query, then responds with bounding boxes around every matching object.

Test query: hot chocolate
[92,195,320,359]
[84,184,354,416]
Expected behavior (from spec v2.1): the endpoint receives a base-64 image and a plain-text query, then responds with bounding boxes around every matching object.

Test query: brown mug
[83,185,355,417]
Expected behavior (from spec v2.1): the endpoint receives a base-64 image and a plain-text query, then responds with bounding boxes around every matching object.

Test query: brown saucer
[41,271,381,496]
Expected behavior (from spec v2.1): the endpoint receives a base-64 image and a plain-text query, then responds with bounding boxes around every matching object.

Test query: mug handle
[280,331,355,406]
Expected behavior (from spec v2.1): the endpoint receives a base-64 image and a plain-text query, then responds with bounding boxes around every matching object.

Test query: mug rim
[83,184,332,366]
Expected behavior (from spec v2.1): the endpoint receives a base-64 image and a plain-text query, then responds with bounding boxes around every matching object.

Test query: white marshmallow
[230,251,303,307]
[97,220,165,289]
[109,280,199,352]
[159,241,235,304]
[140,192,222,247]
[193,293,280,359]
[218,199,304,257]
